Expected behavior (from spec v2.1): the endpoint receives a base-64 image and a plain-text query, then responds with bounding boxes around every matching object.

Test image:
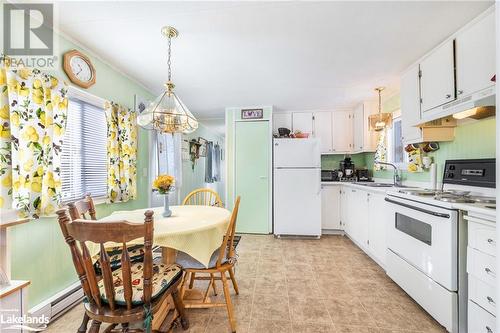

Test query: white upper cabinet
[272,113,292,134]
[400,65,423,144]
[420,40,456,114]
[353,102,377,152]
[313,112,333,153]
[455,11,495,98]
[292,112,313,134]
[353,104,364,152]
[332,110,353,153]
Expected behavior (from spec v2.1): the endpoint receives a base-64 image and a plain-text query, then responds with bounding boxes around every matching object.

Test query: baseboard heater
[29,281,83,324]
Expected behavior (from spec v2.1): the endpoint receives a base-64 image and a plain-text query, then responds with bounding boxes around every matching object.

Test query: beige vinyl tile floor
[45,235,446,333]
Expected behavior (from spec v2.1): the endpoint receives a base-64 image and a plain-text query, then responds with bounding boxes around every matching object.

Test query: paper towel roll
[430,163,437,190]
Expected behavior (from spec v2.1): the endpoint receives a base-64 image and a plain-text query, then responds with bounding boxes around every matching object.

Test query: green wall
[321,153,369,171]
[181,124,225,204]
[368,94,496,182]
[8,33,155,308]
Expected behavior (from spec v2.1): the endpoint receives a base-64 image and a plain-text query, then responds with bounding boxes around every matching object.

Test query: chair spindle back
[68,194,97,220]
[182,188,223,207]
[56,209,154,311]
[216,196,240,267]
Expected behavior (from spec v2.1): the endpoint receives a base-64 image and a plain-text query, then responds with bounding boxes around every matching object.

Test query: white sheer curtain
[150,132,182,207]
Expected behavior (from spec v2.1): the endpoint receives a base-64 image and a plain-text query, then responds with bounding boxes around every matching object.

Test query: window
[60,93,107,203]
[387,111,407,166]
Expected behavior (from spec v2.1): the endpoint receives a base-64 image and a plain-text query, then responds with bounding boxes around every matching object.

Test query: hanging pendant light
[137,26,198,134]
[368,87,392,132]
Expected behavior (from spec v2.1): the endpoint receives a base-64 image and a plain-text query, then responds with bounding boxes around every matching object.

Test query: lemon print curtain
[0,66,68,217]
[104,101,137,203]
[373,129,387,171]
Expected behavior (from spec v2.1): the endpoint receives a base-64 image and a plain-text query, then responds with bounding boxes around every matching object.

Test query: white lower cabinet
[367,192,387,266]
[321,185,341,230]
[339,186,386,266]
[466,215,496,333]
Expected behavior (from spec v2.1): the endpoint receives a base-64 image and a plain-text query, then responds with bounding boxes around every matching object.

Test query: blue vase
[163,194,172,217]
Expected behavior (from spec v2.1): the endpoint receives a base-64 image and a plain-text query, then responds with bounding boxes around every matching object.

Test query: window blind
[60,98,107,203]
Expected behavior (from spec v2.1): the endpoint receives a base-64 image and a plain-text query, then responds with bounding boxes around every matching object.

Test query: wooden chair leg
[88,320,101,333]
[210,273,218,296]
[228,267,239,295]
[180,272,190,300]
[221,271,236,333]
[171,290,189,330]
[189,272,196,289]
[77,313,90,333]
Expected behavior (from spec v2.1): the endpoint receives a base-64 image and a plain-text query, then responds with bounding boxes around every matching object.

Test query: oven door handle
[384,197,450,218]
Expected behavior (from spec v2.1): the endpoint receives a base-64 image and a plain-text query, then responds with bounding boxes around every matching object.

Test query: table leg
[160,247,209,304]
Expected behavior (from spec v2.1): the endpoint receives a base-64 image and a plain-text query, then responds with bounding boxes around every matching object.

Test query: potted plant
[152,174,175,217]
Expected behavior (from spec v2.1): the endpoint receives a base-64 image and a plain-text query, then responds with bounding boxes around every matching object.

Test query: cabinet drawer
[468,300,496,333]
[469,275,496,315]
[468,220,496,257]
[468,247,496,287]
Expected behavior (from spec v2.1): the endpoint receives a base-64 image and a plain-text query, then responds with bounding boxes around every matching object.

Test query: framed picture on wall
[241,108,263,119]
[134,94,149,115]
[198,137,208,157]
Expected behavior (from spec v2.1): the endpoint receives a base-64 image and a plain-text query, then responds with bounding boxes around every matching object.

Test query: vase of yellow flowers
[153,174,175,217]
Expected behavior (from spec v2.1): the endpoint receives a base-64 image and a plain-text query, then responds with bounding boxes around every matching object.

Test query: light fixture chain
[167,33,172,82]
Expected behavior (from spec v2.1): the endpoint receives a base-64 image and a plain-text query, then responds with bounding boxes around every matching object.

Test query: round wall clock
[63,50,96,89]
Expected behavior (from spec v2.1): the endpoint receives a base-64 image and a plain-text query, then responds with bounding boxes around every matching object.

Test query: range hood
[421,85,495,122]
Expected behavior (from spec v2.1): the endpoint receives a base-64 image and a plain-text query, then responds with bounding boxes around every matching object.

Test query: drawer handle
[487,238,495,244]
[487,296,495,304]
[486,326,493,333]
[485,267,496,276]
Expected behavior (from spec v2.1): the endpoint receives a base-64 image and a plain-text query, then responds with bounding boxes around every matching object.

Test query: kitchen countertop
[322,181,497,219]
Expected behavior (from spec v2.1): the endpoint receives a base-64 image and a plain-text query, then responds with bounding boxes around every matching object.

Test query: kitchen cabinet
[0,280,30,333]
[367,192,387,266]
[419,40,455,114]
[455,11,495,98]
[400,65,423,144]
[314,112,333,153]
[343,187,369,250]
[292,112,313,135]
[273,113,292,134]
[332,111,353,153]
[321,185,341,230]
[353,102,377,152]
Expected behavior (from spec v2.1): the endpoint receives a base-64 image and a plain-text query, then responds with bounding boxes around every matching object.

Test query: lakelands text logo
[2,2,57,69]
[1,310,49,332]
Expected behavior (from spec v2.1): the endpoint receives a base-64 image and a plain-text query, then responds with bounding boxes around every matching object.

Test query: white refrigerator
[273,138,321,237]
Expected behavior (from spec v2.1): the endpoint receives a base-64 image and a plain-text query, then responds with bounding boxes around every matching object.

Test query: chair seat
[93,244,145,275]
[98,262,183,306]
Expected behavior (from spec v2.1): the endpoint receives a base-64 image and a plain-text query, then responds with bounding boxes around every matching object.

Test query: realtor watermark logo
[1,310,49,332]
[2,2,58,69]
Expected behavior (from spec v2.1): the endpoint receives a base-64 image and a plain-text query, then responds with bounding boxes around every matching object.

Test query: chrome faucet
[374,161,403,187]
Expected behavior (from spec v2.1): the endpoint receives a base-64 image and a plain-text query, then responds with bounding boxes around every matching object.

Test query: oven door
[385,196,458,291]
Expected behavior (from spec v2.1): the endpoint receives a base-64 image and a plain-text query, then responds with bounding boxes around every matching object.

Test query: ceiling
[57,1,493,120]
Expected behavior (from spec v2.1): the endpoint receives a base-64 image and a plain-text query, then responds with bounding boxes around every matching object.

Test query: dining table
[94,204,232,329]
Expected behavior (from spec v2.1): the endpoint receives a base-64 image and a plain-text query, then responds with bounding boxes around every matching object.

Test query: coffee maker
[339,156,355,179]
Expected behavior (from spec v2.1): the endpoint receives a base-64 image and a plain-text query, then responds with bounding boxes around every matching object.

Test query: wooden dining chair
[56,208,189,333]
[67,195,146,333]
[182,188,223,207]
[177,197,241,333]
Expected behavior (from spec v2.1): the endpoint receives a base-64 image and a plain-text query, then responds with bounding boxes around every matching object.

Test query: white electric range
[384,159,496,333]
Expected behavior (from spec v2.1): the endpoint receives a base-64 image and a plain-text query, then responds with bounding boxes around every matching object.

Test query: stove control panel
[444,159,495,188]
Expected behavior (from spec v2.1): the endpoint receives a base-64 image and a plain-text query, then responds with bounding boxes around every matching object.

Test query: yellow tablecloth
[91,205,231,267]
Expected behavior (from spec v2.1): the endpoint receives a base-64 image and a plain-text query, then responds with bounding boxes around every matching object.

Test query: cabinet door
[273,113,292,134]
[332,111,353,153]
[314,112,333,153]
[420,40,455,113]
[321,185,341,230]
[292,112,313,135]
[352,104,364,152]
[400,65,423,144]
[353,190,369,249]
[368,192,387,266]
[456,12,495,97]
